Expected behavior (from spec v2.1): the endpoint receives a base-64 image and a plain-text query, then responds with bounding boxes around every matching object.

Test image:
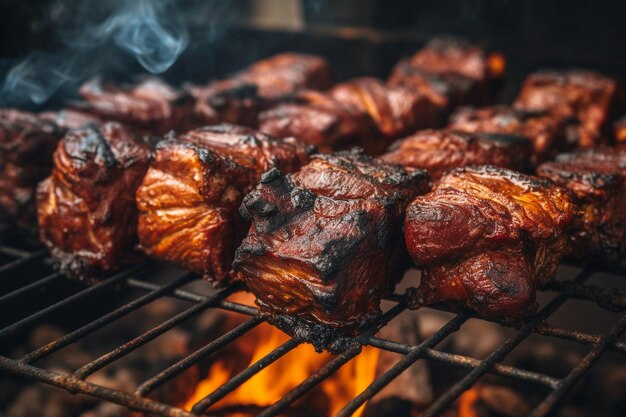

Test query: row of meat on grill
[1,38,625,351]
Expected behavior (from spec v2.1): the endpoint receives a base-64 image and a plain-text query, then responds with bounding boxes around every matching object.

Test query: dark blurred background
[1,0,625,108]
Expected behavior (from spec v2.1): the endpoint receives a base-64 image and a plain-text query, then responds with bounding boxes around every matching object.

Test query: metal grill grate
[1,232,625,417]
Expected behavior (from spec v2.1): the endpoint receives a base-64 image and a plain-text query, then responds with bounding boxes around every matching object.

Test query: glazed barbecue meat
[405,166,577,317]
[514,70,620,148]
[235,52,333,99]
[388,37,505,115]
[233,149,429,347]
[0,109,64,230]
[329,77,440,143]
[73,77,194,135]
[136,124,313,287]
[397,37,505,83]
[259,90,379,153]
[190,53,333,126]
[380,129,532,180]
[536,147,626,262]
[448,105,566,163]
[37,123,152,282]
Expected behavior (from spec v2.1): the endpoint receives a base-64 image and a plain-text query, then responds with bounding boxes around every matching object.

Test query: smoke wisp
[0,0,190,106]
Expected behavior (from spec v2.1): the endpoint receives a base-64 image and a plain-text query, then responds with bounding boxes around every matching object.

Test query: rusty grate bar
[136,315,266,396]
[0,262,150,339]
[0,242,625,417]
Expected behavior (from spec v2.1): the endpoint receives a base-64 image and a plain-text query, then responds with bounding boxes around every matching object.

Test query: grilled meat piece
[447,105,565,163]
[0,109,65,230]
[329,77,440,144]
[514,70,620,148]
[380,129,531,180]
[73,77,194,135]
[136,124,313,287]
[233,149,429,347]
[259,90,379,153]
[399,37,505,83]
[190,53,332,126]
[39,109,102,130]
[189,82,261,128]
[389,68,481,121]
[235,52,333,99]
[388,37,505,114]
[536,147,626,262]
[37,123,152,282]
[405,166,577,317]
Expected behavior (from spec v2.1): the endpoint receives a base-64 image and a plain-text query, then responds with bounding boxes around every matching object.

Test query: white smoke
[0,0,189,106]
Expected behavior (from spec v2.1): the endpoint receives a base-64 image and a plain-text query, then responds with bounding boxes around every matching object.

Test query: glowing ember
[184,292,379,417]
[458,387,480,417]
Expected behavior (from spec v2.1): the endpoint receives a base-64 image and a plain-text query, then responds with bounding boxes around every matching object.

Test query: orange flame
[184,292,379,417]
[458,387,480,417]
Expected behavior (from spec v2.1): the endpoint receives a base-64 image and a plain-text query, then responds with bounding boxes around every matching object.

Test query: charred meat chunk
[136,124,313,287]
[380,129,531,180]
[37,123,152,282]
[536,147,626,263]
[73,77,194,135]
[405,166,577,317]
[189,53,333,126]
[259,90,379,153]
[388,37,505,114]
[447,105,565,163]
[233,149,429,346]
[0,109,65,229]
[329,77,440,145]
[514,70,620,148]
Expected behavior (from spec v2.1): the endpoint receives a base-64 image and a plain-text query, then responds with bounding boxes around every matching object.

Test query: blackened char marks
[234,149,430,349]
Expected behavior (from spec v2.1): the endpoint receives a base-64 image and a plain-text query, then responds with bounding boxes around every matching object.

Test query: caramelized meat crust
[405,166,577,317]
[233,149,429,347]
[329,77,439,142]
[0,109,65,229]
[388,37,505,114]
[136,124,314,286]
[73,78,194,135]
[189,53,333,126]
[37,123,152,282]
[514,70,619,148]
[536,147,626,262]
[258,90,379,153]
[447,105,565,163]
[380,129,532,180]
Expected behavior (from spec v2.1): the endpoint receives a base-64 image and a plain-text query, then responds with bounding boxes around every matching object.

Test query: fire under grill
[1,228,625,417]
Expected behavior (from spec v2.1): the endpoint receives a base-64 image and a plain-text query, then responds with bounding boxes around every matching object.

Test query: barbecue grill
[1,225,625,417]
[2,2,626,416]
